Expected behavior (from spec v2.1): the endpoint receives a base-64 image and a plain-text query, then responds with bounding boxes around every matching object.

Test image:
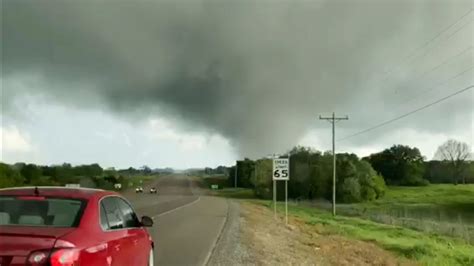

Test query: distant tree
[215,166,229,175]
[74,164,103,177]
[20,164,42,184]
[227,166,236,187]
[461,162,474,184]
[245,147,385,203]
[424,161,452,183]
[118,167,140,177]
[0,163,25,187]
[103,167,117,178]
[251,159,273,199]
[288,146,317,199]
[336,153,386,202]
[236,159,255,188]
[340,177,361,203]
[41,165,56,179]
[57,163,76,183]
[204,167,212,175]
[357,160,386,200]
[12,162,26,170]
[140,165,152,175]
[366,145,427,186]
[434,139,472,185]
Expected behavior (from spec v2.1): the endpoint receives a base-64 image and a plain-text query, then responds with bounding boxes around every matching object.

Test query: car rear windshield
[0,196,86,227]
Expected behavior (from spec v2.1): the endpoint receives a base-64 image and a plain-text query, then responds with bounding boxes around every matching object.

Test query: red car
[0,187,154,266]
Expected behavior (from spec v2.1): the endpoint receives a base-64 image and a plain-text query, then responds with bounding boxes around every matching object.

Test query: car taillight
[27,248,80,266]
[50,249,80,266]
[27,250,49,266]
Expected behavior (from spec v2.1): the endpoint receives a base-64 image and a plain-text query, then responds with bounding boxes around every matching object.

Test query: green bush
[400,176,430,186]
[341,177,362,202]
[251,159,273,199]
[365,145,428,186]
[0,163,25,188]
[336,156,387,203]
[248,147,387,203]
[373,174,386,198]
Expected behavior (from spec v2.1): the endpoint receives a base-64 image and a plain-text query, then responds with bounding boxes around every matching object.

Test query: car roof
[0,186,117,200]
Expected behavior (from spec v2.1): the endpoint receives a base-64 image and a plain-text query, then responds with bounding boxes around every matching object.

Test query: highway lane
[123,175,228,266]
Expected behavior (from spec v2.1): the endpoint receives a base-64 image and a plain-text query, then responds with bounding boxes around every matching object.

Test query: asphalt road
[123,175,228,266]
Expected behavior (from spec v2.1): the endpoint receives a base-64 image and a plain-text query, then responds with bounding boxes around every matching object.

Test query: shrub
[341,177,362,202]
[0,163,25,188]
[373,174,386,198]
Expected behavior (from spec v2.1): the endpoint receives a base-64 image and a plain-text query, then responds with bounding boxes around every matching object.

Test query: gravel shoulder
[207,199,255,266]
[208,198,414,266]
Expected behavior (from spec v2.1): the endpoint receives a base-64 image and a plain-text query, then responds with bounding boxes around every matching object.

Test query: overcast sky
[1,0,473,169]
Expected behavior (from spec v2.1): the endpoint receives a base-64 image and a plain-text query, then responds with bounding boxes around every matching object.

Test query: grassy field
[125,175,158,188]
[350,184,474,243]
[212,187,255,199]
[263,200,474,265]
[212,185,474,265]
[199,175,229,189]
[369,184,474,207]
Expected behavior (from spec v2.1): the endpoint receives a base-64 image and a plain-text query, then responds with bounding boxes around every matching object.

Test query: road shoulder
[207,199,255,266]
[239,201,414,266]
[208,196,415,266]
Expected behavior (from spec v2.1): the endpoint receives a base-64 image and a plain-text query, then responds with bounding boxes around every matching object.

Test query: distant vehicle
[136,187,143,193]
[150,187,157,194]
[114,183,122,190]
[0,186,154,266]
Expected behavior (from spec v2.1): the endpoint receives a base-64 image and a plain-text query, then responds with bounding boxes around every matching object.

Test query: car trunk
[0,226,74,266]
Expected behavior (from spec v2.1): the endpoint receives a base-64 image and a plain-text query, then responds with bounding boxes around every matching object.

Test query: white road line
[203,198,230,266]
[152,196,201,219]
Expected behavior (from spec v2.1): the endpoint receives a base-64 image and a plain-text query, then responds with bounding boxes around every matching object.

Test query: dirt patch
[241,202,415,266]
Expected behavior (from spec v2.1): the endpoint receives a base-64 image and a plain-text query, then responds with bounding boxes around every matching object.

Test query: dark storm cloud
[2,0,473,157]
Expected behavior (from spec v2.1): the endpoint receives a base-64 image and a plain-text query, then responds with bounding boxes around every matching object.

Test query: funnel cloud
[2,0,473,158]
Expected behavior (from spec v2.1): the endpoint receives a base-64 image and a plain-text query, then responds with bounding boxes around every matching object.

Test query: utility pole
[271,153,278,219]
[319,112,349,216]
[234,161,238,188]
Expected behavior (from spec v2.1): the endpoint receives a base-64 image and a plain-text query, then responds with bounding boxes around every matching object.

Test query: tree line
[0,163,159,189]
[215,139,473,203]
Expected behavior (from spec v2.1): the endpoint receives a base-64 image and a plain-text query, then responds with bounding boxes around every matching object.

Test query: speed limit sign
[273,158,289,180]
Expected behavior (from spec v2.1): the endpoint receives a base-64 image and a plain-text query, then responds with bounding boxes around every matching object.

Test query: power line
[405,9,473,63]
[375,9,473,85]
[394,46,472,95]
[409,18,473,67]
[404,10,473,66]
[338,84,474,142]
[398,65,473,106]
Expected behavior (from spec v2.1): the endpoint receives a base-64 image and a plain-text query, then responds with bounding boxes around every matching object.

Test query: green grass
[373,184,474,207]
[120,175,159,190]
[252,200,474,266]
[199,175,229,189]
[212,188,255,199]
[211,184,474,262]
[329,184,474,243]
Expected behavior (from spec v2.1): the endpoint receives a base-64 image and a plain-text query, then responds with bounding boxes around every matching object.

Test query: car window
[116,198,140,228]
[0,196,85,227]
[99,202,109,230]
[101,197,124,230]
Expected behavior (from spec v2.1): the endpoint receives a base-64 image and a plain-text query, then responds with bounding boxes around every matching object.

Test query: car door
[116,197,150,266]
[100,197,129,266]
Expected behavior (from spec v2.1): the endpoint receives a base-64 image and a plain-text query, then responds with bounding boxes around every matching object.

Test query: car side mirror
[141,216,153,227]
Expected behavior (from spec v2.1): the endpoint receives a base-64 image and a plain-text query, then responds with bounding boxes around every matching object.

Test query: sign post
[273,180,276,218]
[273,158,290,224]
[285,179,288,225]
